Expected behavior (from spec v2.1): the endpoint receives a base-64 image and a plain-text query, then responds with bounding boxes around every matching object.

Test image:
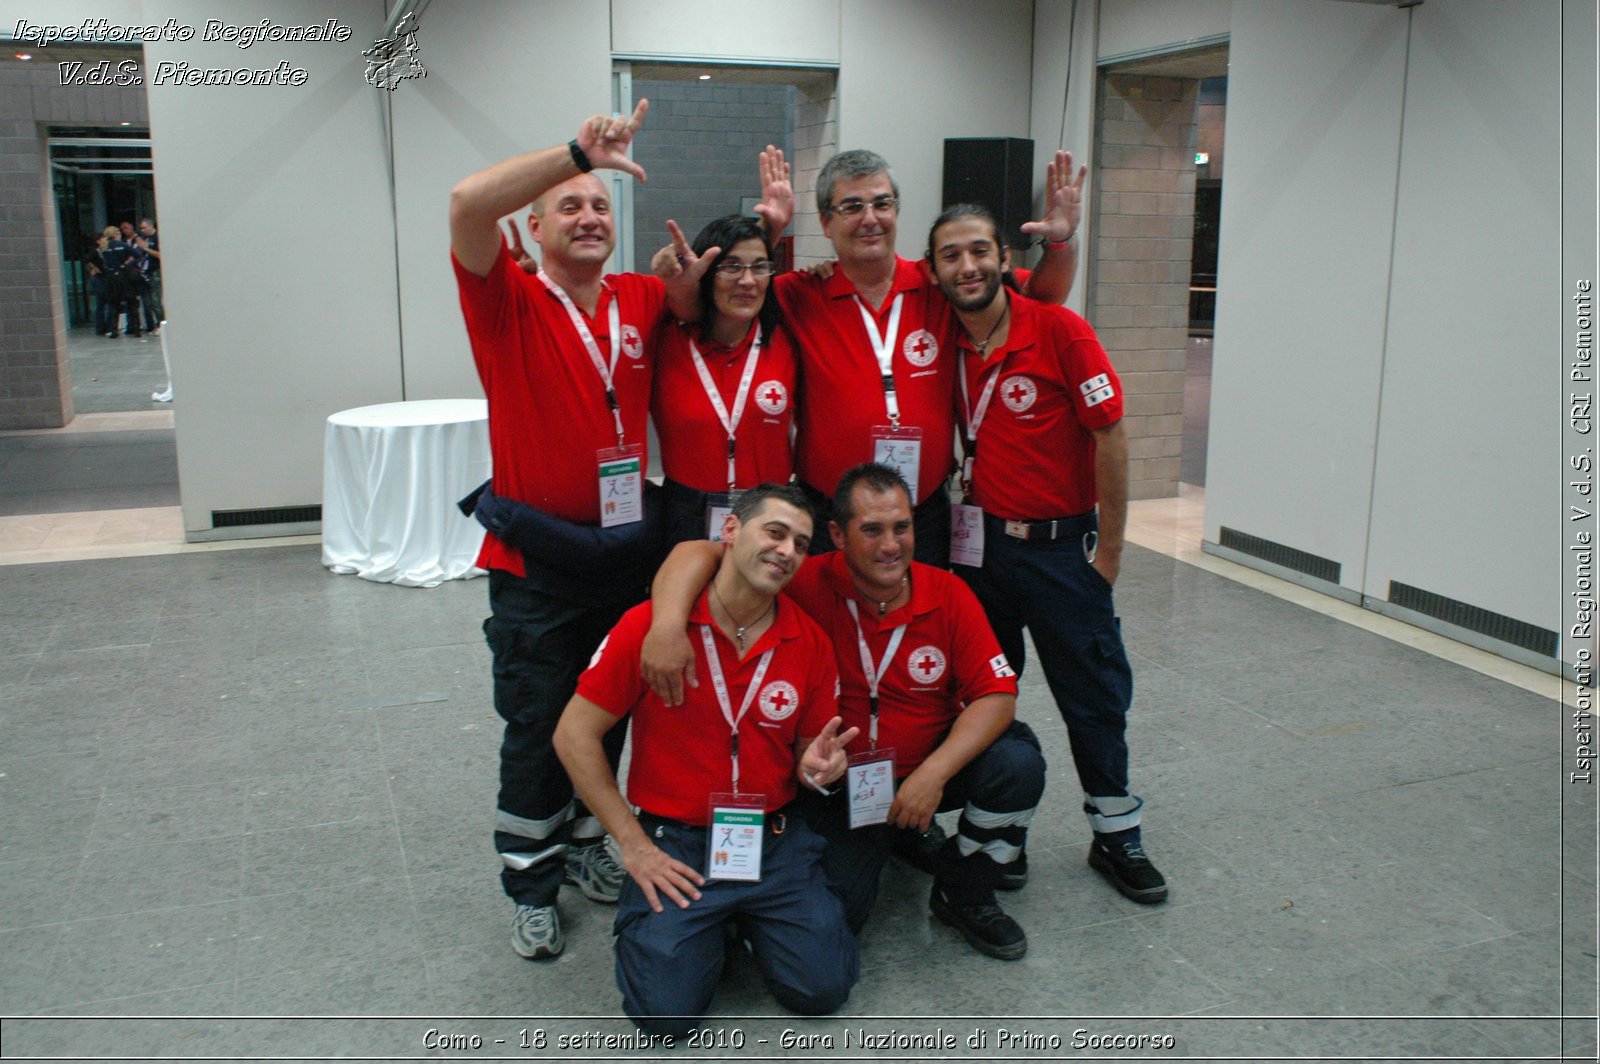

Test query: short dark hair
[691,214,779,345]
[816,149,900,218]
[831,462,912,525]
[732,482,814,527]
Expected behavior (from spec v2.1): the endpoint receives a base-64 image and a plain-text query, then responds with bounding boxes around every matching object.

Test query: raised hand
[651,219,719,291]
[799,716,861,788]
[754,145,793,236]
[575,98,650,180]
[505,220,535,272]
[1020,149,1087,244]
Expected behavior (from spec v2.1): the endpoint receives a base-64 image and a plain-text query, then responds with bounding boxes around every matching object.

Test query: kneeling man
[554,485,858,1036]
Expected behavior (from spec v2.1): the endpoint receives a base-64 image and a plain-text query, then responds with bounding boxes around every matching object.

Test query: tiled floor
[0,334,1592,1061]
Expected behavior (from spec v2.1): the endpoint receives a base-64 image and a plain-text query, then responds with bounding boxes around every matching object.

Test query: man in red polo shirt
[928,203,1167,906]
[757,147,1084,565]
[642,464,1044,960]
[555,485,859,1036]
[450,99,704,960]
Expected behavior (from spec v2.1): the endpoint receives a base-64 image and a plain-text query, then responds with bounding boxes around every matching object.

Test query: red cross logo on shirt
[755,379,788,415]
[906,645,947,684]
[621,324,644,360]
[759,680,799,721]
[902,329,939,368]
[1000,374,1037,413]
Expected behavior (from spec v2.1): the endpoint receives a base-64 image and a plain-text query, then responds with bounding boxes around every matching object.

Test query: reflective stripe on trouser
[957,517,1139,826]
[486,570,633,907]
[614,813,857,1038]
[1083,793,1143,835]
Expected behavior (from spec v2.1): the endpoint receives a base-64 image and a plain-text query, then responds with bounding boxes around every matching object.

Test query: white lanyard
[688,329,763,491]
[538,270,626,446]
[844,600,907,750]
[699,624,775,796]
[959,354,1006,450]
[854,293,905,426]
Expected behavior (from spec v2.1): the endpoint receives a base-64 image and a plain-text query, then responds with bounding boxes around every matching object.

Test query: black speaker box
[941,138,1035,249]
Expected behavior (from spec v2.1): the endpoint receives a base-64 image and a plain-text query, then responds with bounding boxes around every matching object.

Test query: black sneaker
[930,884,1027,960]
[996,849,1029,892]
[892,820,948,875]
[1088,837,1168,904]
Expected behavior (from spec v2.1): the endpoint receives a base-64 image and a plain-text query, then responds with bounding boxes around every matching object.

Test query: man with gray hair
[758,146,1085,565]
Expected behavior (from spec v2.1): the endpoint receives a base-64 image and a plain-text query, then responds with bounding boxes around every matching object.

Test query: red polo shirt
[576,589,838,823]
[954,294,1123,520]
[774,257,955,503]
[453,246,665,575]
[783,553,1016,774]
[650,320,797,492]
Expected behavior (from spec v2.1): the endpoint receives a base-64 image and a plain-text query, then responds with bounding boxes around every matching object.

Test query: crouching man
[554,484,859,1036]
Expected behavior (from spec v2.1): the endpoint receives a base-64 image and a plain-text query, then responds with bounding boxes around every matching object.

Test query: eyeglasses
[714,260,776,278]
[828,195,899,218]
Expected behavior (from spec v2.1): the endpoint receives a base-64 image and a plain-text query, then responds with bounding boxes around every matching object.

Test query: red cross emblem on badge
[907,645,947,684]
[903,329,938,367]
[755,380,788,415]
[621,324,644,359]
[1000,374,1037,413]
[759,680,799,721]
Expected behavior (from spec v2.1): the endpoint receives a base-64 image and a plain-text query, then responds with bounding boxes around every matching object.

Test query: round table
[321,398,490,587]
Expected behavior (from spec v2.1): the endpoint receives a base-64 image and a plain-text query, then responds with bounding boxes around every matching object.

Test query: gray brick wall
[0,47,147,430]
[631,79,794,258]
[1089,74,1198,500]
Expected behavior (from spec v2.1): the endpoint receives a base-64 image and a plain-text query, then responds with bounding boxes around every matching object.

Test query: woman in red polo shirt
[652,215,797,547]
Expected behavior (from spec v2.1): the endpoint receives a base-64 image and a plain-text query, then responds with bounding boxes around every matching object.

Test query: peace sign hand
[799,716,861,789]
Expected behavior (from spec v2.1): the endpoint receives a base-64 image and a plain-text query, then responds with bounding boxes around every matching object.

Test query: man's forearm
[650,540,721,628]
[914,694,1015,788]
[554,701,651,852]
[1092,420,1129,561]
[1020,239,1078,305]
[449,143,582,275]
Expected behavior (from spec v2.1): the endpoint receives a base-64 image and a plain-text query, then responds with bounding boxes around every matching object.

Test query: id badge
[707,793,765,881]
[597,444,644,528]
[846,750,896,829]
[870,426,923,504]
[950,502,985,567]
[704,491,736,541]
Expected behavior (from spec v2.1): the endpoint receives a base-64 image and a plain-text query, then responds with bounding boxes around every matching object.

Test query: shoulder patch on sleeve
[988,653,1016,679]
[1079,373,1115,408]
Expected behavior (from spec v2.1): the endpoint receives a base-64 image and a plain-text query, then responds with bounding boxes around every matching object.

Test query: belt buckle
[1004,520,1029,540]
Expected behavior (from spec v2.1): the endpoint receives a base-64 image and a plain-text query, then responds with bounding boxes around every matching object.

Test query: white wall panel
[390,0,613,402]
[1097,0,1231,62]
[1030,0,1100,314]
[609,0,839,64]
[1204,0,1408,591]
[837,0,1033,259]
[1363,0,1563,633]
[140,0,400,531]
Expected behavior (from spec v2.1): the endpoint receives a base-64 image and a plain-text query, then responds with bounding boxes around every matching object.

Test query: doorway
[1089,45,1227,499]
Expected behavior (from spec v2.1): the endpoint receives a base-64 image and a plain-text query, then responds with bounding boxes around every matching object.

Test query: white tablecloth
[321,399,490,587]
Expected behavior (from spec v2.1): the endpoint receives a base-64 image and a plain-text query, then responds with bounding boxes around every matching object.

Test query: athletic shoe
[996,849,1029,892]
[511,904,563,959]
[930,883,1027,960]
[564,837,624,903]
[1088,836,1168,904]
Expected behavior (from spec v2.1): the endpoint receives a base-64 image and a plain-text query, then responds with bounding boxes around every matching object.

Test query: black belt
[983,509,1097,542]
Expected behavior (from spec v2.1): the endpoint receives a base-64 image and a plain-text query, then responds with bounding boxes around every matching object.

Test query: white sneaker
[511,904,563,959]
[564,837,625,903]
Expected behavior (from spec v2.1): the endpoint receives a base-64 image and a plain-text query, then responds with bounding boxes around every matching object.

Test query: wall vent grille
[1218,527,1341,584]
[211,505,321,528]
[1388,581,1558,657]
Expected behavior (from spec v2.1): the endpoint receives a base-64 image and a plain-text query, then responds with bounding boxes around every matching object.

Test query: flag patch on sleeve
[1079,373,1115,408]
[989,653,1016,679]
